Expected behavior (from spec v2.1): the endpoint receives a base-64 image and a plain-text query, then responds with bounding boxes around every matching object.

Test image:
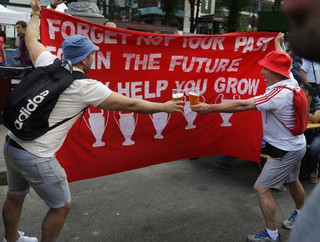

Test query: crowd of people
[2,0,320,241]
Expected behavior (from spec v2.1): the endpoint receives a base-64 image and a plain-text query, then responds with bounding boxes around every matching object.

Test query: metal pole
[128,0,132,22]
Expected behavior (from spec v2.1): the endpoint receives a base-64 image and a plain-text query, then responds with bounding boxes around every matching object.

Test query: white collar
[72,66,84,73]
[266,78,293,91]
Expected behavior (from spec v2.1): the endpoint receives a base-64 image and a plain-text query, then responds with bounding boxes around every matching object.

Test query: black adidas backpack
[1,58,88,141]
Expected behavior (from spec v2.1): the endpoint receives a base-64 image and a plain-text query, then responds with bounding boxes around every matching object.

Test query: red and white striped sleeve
[253,87,284,111]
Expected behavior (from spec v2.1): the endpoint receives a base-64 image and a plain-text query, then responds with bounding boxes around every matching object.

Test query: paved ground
[0,125,8,185]
[0,125,316,241]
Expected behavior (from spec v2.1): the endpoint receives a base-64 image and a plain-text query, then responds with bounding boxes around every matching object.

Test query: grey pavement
[0,124,8,185]
[0,125,316,241]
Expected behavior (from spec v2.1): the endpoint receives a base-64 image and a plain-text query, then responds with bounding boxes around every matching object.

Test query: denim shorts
[3,139,71,208]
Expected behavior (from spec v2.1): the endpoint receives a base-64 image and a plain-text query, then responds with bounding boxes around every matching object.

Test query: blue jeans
[305,132,320,172]
[218,155,235,165]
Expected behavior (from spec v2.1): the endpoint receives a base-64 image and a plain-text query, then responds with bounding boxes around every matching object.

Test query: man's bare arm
[191,98,257,114]
[26,0,46,65]
[300,69,309,83]
[98,92,183,114]
[274,32,285,52]
[309,110,320,123]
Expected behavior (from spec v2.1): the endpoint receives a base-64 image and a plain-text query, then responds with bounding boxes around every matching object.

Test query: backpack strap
[48,107,87,131]
[71,71,89,80]
[270,86,295,132]
[48,70,89,131]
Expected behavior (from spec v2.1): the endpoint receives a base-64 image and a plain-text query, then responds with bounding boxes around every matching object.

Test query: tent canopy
[0,4,30,25]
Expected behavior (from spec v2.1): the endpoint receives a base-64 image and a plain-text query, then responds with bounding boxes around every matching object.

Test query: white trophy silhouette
[216,94,240,127]
[183,94,205,130]
[149,112,171,139]
[83,108,109,147]
[114,111,138,146]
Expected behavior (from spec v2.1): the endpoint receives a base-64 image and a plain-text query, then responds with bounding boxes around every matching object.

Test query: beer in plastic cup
[172,89,184,110]
[188,88,200,105]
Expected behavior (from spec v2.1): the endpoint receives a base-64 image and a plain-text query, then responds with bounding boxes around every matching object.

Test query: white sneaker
[282,210,298,229]
[3,231,38,242]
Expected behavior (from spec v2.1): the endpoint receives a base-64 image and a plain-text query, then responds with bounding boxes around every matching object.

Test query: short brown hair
[16,21,27,28]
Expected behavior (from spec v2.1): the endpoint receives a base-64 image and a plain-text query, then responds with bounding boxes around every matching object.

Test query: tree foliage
[159,0,179,26]
[219,0,251,32]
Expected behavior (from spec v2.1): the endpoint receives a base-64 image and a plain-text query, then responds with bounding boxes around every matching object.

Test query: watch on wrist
[31,11,41,17]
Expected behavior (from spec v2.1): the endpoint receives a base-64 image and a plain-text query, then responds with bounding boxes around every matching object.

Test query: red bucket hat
[258,51,292,79]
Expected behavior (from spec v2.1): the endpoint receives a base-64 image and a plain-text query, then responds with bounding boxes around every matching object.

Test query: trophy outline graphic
[216,94,240,127]
[83,108,109,147]
[113,111,138,146]
[183,92,205,130]
[149,112,171,139]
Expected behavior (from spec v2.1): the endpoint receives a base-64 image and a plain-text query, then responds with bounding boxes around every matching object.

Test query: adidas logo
[14,90,49,130]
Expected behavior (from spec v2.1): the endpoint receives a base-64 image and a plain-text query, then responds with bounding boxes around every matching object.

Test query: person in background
[291,68,303,85]
[300,82,320,184]
[0,24,6,44]
[15,20,32,66]
[292,56,302,72]
[215,155,236,170]
[0,36,7,66]
[104,21,117,28]
[215,138,267,171]
[219,28,225,34]
[0,25,6,65]
[300,58,320,96]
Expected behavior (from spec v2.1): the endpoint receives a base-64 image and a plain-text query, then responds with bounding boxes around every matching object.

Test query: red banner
[40,8,276,182]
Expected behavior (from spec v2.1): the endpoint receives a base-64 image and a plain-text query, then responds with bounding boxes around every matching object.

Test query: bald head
[104,22,116,28]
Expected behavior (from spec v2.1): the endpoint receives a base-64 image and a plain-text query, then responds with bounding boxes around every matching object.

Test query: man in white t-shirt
[300,59,320,84]
[1,1,183,242]
[300,59,320,96]
[192,50,306,242]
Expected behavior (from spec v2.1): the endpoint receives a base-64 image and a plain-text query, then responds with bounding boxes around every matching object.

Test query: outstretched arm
[98,92,183,114]
[26,0,46,65]
[191,98,257,114]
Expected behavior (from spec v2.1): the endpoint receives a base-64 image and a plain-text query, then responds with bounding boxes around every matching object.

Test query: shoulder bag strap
[48,107,87,131]
[48,71,89,131]
[270,86,293,132]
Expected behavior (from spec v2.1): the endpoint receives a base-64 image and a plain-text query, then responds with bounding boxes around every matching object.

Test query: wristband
[31,11,41,17]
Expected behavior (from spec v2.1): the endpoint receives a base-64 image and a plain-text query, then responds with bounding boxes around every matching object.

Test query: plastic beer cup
[188,87,200,105]
[172,89,184,110]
